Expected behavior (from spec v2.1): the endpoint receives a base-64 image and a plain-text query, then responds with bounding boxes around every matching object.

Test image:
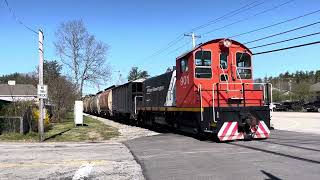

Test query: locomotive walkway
[125,130,320,180]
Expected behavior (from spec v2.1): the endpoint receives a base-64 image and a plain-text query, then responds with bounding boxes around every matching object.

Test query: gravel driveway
[85,114,159,142]
[0,115,159,180]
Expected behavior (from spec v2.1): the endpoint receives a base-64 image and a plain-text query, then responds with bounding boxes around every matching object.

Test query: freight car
[112,79,144,120]
[98,86,114,117]
[84,38,272,142]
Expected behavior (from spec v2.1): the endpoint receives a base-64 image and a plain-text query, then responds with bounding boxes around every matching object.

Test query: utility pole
[184,32,201,48]
[289,79,292,101]
[38,29,44,142]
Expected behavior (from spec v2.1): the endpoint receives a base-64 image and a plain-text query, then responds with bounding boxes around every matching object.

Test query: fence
[0,108,34,134]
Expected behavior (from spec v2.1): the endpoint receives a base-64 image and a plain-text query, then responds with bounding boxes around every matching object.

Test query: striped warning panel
[217,122,244,141]
[252,121,270,139]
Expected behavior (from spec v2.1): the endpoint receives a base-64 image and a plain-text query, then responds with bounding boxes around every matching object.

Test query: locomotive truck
[83,38,272,141]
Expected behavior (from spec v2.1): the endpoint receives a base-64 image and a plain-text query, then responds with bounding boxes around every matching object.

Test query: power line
[142,0,270,60]
[202,0,295,36]
[3,0,37,34]
[190,0,266,32]
[142,35,185,61]
[244,21,320,44]
[229,9,320,39]
[140,36,190,65]
[249,32,320,49]
[253,41,320,55]
[166,41,190,56]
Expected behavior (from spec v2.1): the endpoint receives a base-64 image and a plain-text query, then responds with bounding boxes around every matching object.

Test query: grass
[0,113,119,142]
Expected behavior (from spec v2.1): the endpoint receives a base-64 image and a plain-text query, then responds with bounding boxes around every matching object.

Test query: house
[310,82,320,100]
[0,83,37,102]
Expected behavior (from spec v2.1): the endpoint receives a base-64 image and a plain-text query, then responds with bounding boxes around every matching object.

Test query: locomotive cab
[175,39,271,141]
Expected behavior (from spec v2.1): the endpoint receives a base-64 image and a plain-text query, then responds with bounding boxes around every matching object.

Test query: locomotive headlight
[223,39,232,48]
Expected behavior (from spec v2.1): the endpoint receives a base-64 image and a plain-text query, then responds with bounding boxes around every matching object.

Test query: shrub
[32,108,51,132]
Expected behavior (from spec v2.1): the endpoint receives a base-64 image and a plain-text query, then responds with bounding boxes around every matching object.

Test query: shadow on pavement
[44,128,71,141]
[261,140,320,152]
[228,142,320,165]
[261,170,282,180]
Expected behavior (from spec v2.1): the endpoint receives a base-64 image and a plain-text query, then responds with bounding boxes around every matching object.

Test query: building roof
[0,84,37,96]
[310,82,320,92]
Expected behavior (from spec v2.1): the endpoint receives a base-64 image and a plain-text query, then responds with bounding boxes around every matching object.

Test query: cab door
[176,56,193,107]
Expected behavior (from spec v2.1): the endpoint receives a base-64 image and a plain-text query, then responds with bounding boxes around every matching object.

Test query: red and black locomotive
[83,38,272,141]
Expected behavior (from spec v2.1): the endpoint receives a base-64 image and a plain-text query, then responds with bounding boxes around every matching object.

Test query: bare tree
[54,19,111,97]
[42,60,78,122]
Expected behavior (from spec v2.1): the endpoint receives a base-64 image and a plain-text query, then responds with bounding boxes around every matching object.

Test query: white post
[74,101,83,126]
[38,29,44,142]
[184,32,201,48]
[191,32,196,48]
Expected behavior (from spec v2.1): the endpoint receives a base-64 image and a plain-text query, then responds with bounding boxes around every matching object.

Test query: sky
[0,0,319,95]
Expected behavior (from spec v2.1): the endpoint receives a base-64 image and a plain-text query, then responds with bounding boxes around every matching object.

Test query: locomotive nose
[238,113,258,140]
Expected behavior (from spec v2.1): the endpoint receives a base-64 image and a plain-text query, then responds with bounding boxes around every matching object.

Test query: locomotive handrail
[234,65,243,84]
[219,64,230,92]
[198,84,203,122]
[134,96,143,114]
[212,84,217,123]
[212,82,272,108]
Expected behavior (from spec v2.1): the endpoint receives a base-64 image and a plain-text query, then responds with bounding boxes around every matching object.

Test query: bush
[31,108,51,132]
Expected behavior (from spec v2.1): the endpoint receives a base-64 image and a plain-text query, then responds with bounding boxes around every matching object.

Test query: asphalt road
[125,130,320,180]
[272,112,320,134]
[0,142,144,180]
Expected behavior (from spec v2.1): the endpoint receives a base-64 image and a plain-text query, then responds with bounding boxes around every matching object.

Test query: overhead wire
[142,35,185,61]
[190,0,266,32]
[142,0,271,61]
[228,9,320,39]
[244,21,320,44]
[166,41,191,56]
[201,0,295,36]
[249,32,320,49]
[253,41,320,55]
[3,0,38,34]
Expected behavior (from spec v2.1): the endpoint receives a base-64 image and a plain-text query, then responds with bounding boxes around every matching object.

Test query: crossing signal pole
[184,32,201,48]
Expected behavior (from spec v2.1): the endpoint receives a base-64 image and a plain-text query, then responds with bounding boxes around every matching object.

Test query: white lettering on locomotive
[147,86,165,93]
[180,75,189,86]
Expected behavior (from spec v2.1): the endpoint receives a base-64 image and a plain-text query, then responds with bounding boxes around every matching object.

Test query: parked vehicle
[303,100,320,112]
[281,101,303,111]
[272,102,286,111]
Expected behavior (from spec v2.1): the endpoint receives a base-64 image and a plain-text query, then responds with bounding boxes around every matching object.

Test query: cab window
[195,51,211,66]
[236,52,252,79]
[195,50,212,78]
[220,52,228,69]
[180,59,188,72]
